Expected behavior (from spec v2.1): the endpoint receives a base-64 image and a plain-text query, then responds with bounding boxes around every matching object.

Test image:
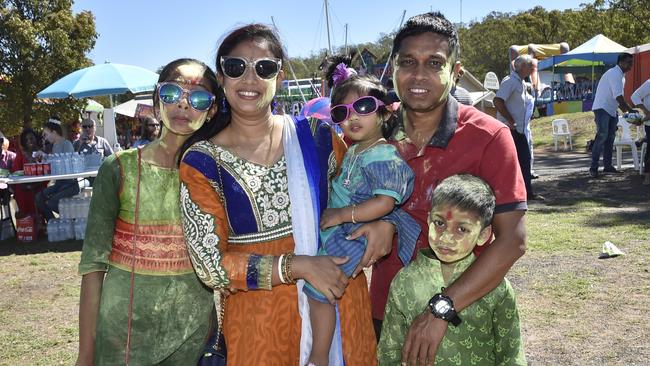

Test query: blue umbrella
[37,62,158,99]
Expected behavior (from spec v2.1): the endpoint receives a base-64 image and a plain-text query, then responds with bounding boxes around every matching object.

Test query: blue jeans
[591,109,618,171]
[35,181,80,220]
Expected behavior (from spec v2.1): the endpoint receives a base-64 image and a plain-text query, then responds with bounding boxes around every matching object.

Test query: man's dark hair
[617,52,633,64]
[391,11,460,62]
[430,174,495,229]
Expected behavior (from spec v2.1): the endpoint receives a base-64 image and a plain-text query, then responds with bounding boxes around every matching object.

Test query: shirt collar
[614,65,624,76]
[510,71,523,82]
[389,96,458,148]
[418,247,476,283]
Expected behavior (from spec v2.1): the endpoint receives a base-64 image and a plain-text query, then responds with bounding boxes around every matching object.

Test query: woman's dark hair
[44,122,63,137]
[330,74,397,138]
[20,128,40,151]
[323,53,355,89]
[178,24,286,165]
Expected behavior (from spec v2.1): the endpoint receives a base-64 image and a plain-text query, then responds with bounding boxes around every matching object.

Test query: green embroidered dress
[378,248,526,365]
[78,149,213,365]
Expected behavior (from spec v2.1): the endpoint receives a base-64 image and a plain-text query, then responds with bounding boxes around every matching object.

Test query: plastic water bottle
[47,220,56,242]
[54,154,63,175]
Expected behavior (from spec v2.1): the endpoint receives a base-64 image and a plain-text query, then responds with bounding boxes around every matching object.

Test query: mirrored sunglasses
[220,56,282,80]
[330,96,386,124]
[157,82,215,111]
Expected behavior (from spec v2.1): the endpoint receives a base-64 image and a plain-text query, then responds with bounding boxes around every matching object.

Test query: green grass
[1,112,649,364]
[531,111,595,150]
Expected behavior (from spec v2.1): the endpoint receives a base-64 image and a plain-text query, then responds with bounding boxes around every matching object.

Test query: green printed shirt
[378,249,526,365]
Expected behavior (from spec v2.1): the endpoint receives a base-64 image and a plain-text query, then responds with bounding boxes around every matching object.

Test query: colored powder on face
[437,62,453,103]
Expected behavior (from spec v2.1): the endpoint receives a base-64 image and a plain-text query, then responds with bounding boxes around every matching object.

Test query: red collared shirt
[371,97,527,320]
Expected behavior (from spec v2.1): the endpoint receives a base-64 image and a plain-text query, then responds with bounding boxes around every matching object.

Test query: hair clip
[48,118,62,125]
[331,63,357,88]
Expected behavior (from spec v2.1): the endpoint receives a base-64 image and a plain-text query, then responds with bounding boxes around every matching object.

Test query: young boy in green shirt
[378,174,526,365]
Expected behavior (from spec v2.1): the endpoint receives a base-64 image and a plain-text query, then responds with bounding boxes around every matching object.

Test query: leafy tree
[0,0,97,136]
[458,1,650,83]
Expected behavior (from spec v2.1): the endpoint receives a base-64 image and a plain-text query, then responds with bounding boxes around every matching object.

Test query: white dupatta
[283,115,344,366]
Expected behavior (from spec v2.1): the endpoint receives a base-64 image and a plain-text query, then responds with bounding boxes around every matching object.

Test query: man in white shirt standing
[631,78,650,185]
[494,54,542,200]
[589,53,636,178]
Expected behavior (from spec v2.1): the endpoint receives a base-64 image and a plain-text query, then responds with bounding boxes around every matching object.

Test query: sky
[72,0,588,72]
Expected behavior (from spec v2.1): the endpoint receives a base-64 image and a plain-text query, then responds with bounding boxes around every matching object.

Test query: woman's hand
[292,255,349,304]
[320,207,347,229]
[348,220,395,278]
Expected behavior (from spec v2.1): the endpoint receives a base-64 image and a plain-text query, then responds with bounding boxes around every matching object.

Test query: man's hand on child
[401,312,448,366]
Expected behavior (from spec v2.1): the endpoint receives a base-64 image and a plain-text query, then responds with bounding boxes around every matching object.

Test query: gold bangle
[351,204,357,224]
[284,252,296,284]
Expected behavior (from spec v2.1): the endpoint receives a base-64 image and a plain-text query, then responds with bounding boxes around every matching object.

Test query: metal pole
[324,0,332,54]
[344,24,348,55]
[271,17,307,104]
[379,10,407,83]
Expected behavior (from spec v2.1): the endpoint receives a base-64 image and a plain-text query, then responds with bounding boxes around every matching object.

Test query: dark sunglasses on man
[220,56,282,80]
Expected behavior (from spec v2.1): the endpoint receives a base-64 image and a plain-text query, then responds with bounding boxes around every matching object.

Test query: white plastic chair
[614,117,639,170]
[551,119,572,151]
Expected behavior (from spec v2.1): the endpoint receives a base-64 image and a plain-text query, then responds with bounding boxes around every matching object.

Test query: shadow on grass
[534,168,650,228]
[0,238,82,256]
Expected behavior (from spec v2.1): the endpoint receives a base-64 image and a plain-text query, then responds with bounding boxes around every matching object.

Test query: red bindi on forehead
[445,210,453,220]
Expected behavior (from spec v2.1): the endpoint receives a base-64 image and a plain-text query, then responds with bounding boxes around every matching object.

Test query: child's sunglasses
[220,56,282,80]
[157,82,215,111]
[330,96,386,125]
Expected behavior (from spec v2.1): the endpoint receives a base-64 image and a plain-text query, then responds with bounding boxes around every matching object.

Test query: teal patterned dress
[378,248,526,365]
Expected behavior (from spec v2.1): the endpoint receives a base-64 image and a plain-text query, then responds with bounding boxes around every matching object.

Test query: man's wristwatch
[428,293,462,326]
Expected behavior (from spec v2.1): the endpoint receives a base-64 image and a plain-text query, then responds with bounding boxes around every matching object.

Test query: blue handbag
[198,291,227,366]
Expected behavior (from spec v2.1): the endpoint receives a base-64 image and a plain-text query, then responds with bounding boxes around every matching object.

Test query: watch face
[434,300,451,314]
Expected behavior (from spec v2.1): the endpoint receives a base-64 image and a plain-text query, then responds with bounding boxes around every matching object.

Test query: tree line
[1,0,648,135]
[288,0,649,82]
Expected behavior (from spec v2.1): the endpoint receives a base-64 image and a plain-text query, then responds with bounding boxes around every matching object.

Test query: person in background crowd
[73,117,113,157]
[494,54,543,200]
[0,137,16,172]
[131,116,161,148]
[0,137,17,207]
[35,118,80,220]
[69,118,81,143]
[630,78,650,186]
[10,128,47,216]
[589,52,637,178]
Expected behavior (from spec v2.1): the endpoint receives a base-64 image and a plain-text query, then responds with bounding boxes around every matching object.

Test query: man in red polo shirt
[350,11,528,364]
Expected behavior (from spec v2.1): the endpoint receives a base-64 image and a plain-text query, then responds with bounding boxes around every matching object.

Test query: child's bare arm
[320,195,396,230]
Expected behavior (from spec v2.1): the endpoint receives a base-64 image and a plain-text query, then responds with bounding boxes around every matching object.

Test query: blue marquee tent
[538,34,627,71]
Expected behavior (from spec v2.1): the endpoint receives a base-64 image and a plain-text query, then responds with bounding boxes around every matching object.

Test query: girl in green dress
[75,58,220,366]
